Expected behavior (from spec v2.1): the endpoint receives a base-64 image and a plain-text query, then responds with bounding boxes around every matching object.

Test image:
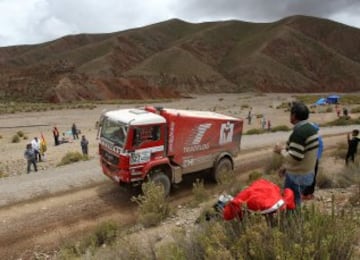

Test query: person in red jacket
[222,178,296,221]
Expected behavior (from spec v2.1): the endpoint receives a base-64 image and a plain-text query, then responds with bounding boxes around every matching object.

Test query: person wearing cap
[222,178,295,221]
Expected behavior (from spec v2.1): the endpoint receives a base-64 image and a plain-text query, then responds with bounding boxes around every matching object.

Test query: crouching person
[222,179,295,221]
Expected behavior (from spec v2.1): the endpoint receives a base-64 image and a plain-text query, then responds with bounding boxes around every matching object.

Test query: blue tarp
[326,95,340,104]
[315,98,327,105]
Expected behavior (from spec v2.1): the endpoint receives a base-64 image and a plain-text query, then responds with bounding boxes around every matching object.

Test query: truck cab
[99,107,243,196]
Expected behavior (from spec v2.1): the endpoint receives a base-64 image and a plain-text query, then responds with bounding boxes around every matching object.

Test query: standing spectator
[71,123,79,140]
[31,137,41,162]
[302,123,323,200]
[273,102,319,207]
[24,143,37,174]
[53,126,60,146]
[267,119,272,132]
[81,135,89,156]
[343,107,349,118]
[247,107,253,125]
[346,129,360,165]
[261,116,266,129]
[335,104,341,117]
[40,133,47,160]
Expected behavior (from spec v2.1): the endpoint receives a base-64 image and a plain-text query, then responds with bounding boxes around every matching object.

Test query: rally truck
[98,106,243,196]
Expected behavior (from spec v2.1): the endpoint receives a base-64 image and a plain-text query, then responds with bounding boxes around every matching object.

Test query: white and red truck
[98,106,243,196]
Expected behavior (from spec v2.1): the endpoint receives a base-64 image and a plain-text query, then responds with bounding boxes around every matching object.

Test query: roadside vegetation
[57,151,89,166]
[131,181,171,228]
[245,125,290,135]
[10,130,28,143]
[295,94,360,105]
[323,116,360,126]
[53,145,360,259]
[0,98,172,115]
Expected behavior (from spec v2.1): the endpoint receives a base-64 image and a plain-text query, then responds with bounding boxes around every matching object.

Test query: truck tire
[149,172,171,197]
[213,158,233,183]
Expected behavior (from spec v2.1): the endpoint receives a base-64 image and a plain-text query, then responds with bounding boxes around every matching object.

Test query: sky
[0,0,360,47]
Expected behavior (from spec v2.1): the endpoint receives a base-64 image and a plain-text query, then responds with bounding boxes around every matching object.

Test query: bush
[350,106,360,113]
[247,171,263,184]
[336,163,360,188]
[0,171,8,178]
[11,134,20,143]
[324,117,360,126]
[271,125,290,132]
[131,181,171,228]
[16,131,24,137]
[316,170,335,189]
[160,205,359,260]
[331,142,347,160]
[190,179,209,207]
[59,221,119,258]
[264,154,284,175]
[57,151,88,166]
[245,128,266,135]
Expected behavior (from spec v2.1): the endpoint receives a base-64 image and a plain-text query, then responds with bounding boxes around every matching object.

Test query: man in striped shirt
[274,102,319,207]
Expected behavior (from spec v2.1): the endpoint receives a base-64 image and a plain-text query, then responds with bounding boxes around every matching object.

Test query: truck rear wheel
[148,172,171,197]
[213,158,233,184]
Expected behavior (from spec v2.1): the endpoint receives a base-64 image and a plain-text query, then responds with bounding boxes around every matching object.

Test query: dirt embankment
[0,93,359,259]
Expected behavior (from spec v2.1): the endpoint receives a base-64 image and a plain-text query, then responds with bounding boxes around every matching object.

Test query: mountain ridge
[1,15,360,102]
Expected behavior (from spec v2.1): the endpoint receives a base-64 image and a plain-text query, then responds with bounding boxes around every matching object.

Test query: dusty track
[0,133,347,259]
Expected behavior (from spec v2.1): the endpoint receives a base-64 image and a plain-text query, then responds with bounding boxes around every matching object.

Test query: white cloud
[0,0,359,47]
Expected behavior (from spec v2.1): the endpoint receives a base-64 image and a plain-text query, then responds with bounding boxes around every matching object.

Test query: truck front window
[100,119,128,147]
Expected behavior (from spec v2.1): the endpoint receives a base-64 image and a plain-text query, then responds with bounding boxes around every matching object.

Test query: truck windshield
[100,118,128,147]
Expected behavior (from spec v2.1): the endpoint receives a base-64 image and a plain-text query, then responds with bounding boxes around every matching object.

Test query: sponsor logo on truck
[184,123,212,153]
[219,122,234,145]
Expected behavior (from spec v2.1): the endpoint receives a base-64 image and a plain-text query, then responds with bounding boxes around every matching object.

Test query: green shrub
[247,171,263,184]
[264,154,284,175]
[57,151,88,166]
[276,102,291,109]
[0,171,8,178]
[163,205,359,260]
[316,170,335,189]
[295,95,321,104]
[350,106,360,113]
[271,125,290,132]
[326,106,333,112]
[324,117,360,126]
[11,135,20,143]
[340,95,360,105]
[331,142,347,160]
[132,181,171,228]
[59,221,119,258]
[336,163,360,188]
[245,128,266,135]
[16,131,24,137]
[190,179,209,207]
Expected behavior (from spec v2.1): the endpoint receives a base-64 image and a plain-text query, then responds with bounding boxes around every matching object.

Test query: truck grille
[100,148,119,165]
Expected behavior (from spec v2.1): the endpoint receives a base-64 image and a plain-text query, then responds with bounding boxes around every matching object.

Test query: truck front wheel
[148,171,171,197]
[213,158,233,184]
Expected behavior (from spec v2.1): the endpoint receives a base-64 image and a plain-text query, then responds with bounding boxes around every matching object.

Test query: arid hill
[1,15,360,102]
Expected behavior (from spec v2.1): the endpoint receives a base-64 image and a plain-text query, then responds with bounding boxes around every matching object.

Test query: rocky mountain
[1,15,360,102]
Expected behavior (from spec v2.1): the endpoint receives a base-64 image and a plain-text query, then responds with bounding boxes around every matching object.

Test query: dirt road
[0,93,357,258]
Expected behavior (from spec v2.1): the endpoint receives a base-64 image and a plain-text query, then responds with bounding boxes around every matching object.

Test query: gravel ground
[0,124,356,208]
